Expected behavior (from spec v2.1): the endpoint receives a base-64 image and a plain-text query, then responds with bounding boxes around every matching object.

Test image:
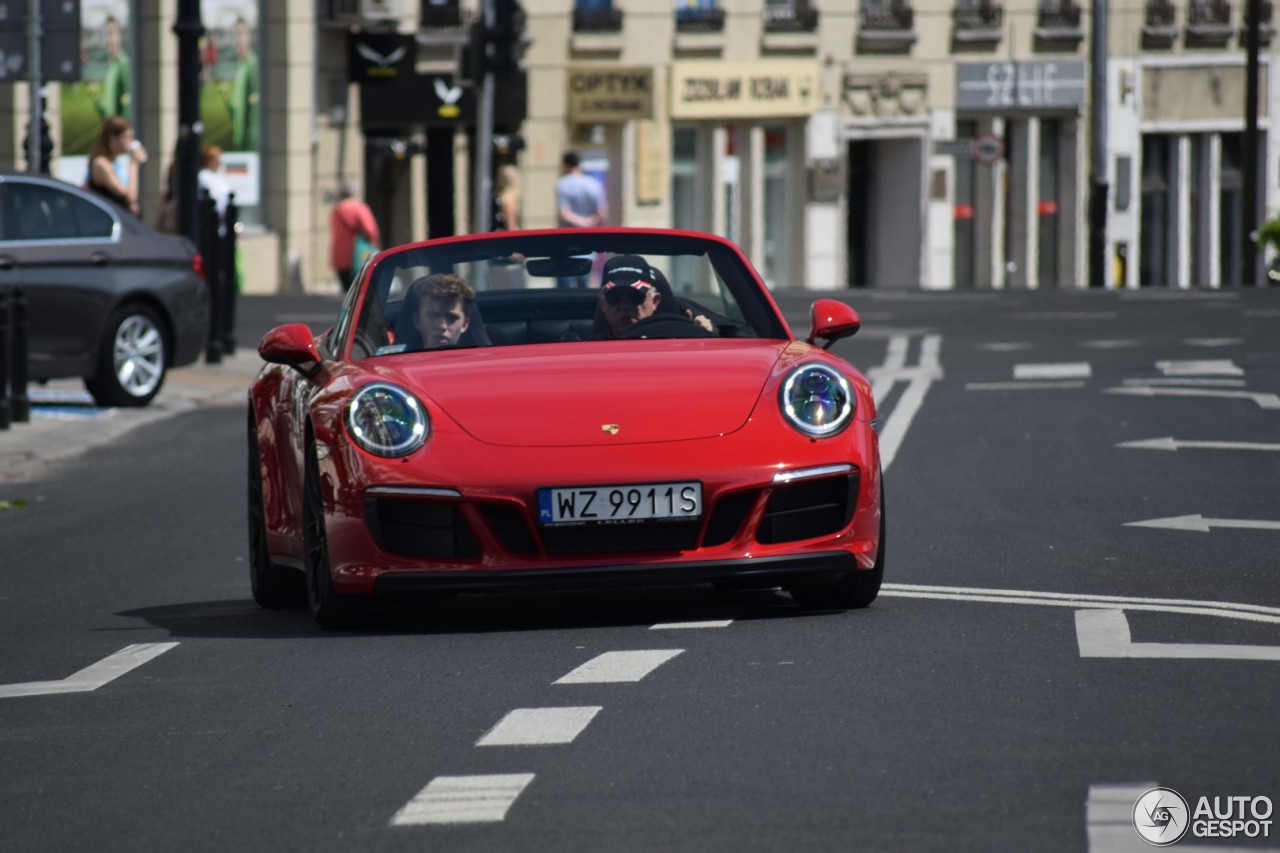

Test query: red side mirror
[259,323,323,378]
[807,299,861,350]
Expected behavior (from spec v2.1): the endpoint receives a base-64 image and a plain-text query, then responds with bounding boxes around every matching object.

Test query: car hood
[392,340,788,448]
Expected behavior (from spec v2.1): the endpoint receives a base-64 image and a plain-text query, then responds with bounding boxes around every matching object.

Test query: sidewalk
[0,351,267,485]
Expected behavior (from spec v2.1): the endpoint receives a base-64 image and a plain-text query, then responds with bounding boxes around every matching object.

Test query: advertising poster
[57,0,133,183]
[200,0,261,206]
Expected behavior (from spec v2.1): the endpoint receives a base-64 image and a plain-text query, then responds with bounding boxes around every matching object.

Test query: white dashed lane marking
[1155,359,1243,376]
[477,707,602,746]
[390,774,536,826]
[1014,362,1092,380]
[554,650,684,684]
[1079,340,1140,349]
[1183,337,1243,347]
[650,620,734,630]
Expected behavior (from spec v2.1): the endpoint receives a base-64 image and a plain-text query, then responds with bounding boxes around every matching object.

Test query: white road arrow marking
[1124,514,1280,533]
[1104,385,1280,409]
[868,334,942,472]
[1076,609,1280,661]
[1118,437,1280,453]
[0,643,179,699]
[879,584,1280,625]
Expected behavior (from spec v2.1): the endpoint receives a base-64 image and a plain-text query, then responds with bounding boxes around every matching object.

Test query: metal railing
[573,6,624,32]
[1036,0,1082,30]
[861,0,915,32]
[675,6,726,33]
[952,0,1004,32]
[763,3,819,33]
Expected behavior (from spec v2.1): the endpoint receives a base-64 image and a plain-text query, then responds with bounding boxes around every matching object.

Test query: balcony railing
[1033,0,1084,46]
[1186,0,1231,45]
[574,6,624,33]
[675,6,727,33]
[1243,0,1275,44]
[861,0,914,32]
[763,3,819,33]
[1145,0,1176,28]
[858,1,916,52]
[1036,1,1081,31]
[952,1,1004,45]
[1187,0,1230,26]
[1142,0,1179,46]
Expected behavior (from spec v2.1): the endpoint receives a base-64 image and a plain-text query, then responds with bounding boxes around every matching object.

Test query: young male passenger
[409,273,475,349]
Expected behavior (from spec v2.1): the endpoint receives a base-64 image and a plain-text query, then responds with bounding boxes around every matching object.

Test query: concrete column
[1176,133,1191,288]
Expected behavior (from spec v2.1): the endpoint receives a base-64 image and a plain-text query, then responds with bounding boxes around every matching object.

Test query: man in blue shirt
[554,151,606,287]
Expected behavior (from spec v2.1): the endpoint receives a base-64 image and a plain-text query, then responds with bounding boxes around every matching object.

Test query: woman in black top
[86,116,147,217]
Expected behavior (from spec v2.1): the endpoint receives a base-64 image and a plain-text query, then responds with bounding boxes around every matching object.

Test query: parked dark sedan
[0,171,209,406]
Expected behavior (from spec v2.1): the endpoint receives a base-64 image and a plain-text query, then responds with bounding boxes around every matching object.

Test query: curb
[0,353,266,485]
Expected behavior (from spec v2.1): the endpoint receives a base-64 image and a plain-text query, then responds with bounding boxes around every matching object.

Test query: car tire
[787,483,885,611]
[84,302,169,407]
[248,408,302,609]
[303,442,360,629]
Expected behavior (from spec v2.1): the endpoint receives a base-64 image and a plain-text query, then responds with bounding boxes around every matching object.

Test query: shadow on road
[116,583,851,639]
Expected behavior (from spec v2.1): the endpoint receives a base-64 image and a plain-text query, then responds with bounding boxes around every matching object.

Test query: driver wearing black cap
[591,255,715,340]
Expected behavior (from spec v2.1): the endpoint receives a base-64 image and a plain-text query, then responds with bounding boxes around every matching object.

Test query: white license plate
[537,482,702,525]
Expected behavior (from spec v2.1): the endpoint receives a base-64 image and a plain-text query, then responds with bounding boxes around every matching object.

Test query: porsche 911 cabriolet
[248,228,884,628]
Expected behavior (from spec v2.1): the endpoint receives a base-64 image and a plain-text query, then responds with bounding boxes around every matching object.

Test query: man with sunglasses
[409,273,475,349]
[591,255,715,340]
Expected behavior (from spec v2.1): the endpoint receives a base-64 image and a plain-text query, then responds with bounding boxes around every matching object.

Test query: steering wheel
[621,314,718,339]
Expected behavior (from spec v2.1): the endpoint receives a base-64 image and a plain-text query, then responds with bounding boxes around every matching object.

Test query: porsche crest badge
[601,424,620,435]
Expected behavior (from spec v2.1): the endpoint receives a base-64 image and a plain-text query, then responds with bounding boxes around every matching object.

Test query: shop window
[671,127,700,291]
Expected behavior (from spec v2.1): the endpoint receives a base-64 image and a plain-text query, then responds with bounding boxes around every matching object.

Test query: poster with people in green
[201,0,261,210]
[57,0,133,184]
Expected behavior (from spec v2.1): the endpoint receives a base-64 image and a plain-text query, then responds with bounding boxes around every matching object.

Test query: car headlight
[345,383,429,457]
[779,364,854,437]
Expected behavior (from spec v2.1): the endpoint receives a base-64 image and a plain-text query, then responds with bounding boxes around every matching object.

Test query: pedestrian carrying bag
[352,233,377,269]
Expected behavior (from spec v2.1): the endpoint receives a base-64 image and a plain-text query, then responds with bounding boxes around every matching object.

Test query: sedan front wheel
[84,302,169,407]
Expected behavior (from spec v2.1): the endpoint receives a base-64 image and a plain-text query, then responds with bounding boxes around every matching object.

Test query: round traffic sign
[973,132,1004,165]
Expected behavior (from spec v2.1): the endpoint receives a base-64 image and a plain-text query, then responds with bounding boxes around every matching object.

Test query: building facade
[1,0,1274,293]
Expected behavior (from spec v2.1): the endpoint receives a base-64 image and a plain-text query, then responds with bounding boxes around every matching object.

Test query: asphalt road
[2,287,1279,852]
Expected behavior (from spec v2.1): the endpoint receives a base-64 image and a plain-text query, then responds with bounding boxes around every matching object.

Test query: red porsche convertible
[249,229,884,628]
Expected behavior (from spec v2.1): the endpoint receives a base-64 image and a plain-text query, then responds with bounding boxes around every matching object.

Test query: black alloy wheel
[248,408,302,608]
[303,442,360,629]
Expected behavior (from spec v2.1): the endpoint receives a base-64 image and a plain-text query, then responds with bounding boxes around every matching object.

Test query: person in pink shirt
[329,181,381,293]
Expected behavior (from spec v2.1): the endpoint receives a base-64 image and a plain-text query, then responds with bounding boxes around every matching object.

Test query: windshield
[346,230,790,360]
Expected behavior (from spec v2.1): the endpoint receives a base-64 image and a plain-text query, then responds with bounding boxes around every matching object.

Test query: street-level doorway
[845,137,923,289]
